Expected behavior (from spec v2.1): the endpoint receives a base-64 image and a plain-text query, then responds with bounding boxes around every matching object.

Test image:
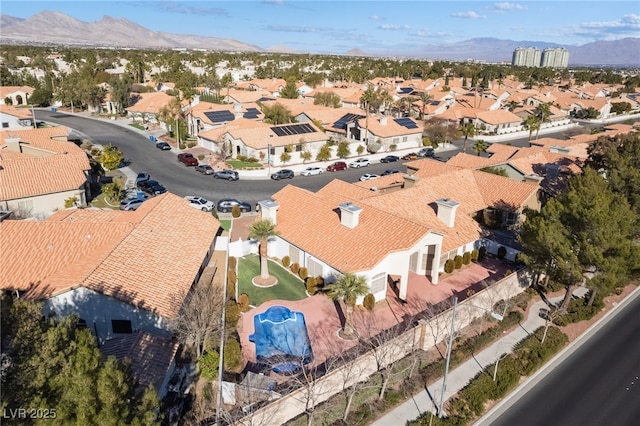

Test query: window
[402,136,408,142]
[2,122,8,128]
[295,144,303,152]
[370,272,386,293]
[111,319,133,334]
[393,137,399,144]
[307,257,322,278]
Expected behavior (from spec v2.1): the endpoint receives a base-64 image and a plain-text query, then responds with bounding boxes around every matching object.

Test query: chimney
[380,115,388,125]
[338,202,362,229]
[523,174,543,185]
[234,103,243,119]
[435,198,459,228]
[4,137,21,153]
[402,173,420,189]
[258,200,279,224]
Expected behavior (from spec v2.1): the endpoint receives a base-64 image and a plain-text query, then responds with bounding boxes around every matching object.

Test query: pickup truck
[178,153,198,166]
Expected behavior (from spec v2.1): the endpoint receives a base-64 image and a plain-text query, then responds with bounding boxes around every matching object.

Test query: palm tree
[359,86,378,145]
[460,121,476,153]
[534,102,552,139]
[326,273,369,339]
[522,115,541,146]
[419,92,433,119]
[473,139,488,156]
[248,219,280,280]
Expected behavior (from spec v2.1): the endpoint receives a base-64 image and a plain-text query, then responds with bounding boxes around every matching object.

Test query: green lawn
[237,254,308,306]
[226,159,264,169]
[219,219,232,230]
[129,122,145,130]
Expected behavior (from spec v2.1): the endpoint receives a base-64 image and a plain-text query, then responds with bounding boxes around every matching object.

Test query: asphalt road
[482,292,640,426]
[34,109,456,206]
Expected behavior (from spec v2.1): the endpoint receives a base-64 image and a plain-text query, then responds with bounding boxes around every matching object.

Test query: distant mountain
[1,11,638,66]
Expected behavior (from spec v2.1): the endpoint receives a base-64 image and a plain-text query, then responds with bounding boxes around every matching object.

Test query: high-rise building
[541,48,569,68]
[512,47,541,67]
[512,46,569,68]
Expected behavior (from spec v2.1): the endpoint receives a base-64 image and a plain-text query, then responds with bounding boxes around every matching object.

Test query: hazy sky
[2,1,639,54]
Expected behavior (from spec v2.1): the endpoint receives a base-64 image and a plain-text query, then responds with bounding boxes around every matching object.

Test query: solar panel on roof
[394,118,418,129]
[272,127,286,136]
[204,110,235,123]
[270,123,317,137]
[243,107,261,119]
[333,113,364,129]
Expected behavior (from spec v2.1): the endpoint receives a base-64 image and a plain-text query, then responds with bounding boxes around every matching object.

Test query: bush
[306,277,317,295]
[444,259,455,273]
[470,249,479,262]
[228,256,237,270]
[223,338,242,369]
[231,204,241,218]
[225,300,241,326]
[454,255,463,269]
[363,293,376,311]
[238,293,250,312]
[179,143,186,150]
[197,154,205,160]
[298,267,308,280]
[198,350,220,379]
[290,262,300,274]
[187,141,197,148]
[281,256,291,268]
[478,246,487,261]
[497,246,507,260]
[462,252,471,265]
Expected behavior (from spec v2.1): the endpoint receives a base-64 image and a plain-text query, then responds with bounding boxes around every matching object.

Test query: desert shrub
[454,255,463,269]
[187,141,197,148]
[478,246,487,261]
[226,270,237,298]
[225,300,241,326]
[444,259,455,273]
[179,143,186,150]
[462,252,471,265]
[198,350,220,379]
[238,293,250,312]
[290,262,300,274]
[228,256,237,270]
[281,256,291,268]
[298,267,308,280]
[197,154,205,160]
[363,293,376,311]
[223,338,242,369]
[497,246,507,259]
[504,269,513,278]
[231,204,241,218]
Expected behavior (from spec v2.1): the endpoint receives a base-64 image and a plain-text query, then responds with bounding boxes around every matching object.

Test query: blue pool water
[248,306,313,373]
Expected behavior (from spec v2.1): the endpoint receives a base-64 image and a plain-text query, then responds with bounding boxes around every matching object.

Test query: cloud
[156,1,229,16]
[265,24,324,33]
[451,11,486,20]
[262,0,286,5]
[570,14,640,39]
[369,15,383,21]
[378,24,410,31]
[493,2,526,12]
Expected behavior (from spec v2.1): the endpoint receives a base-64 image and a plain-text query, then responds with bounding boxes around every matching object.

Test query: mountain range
[1,11,639,66]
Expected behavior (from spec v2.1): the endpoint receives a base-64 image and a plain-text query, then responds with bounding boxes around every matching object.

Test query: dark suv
[216,199,251,213]
[327,161,347,172]
[138,179,167,196]
[178,153,198,166]
[418,147,435,157]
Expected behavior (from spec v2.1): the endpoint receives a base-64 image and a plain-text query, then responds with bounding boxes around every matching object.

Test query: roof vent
[338,202,362,229]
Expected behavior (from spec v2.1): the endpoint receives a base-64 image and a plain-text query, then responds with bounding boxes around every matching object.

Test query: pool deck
[237,258,512,374]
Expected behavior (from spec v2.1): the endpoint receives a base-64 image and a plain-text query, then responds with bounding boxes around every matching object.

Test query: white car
[359,173,380,181]
[185,196,215,212]
[300,167,324,176]
[349,158,370,168]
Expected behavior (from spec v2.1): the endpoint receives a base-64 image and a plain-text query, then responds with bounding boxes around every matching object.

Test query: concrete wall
[6,188,87,220]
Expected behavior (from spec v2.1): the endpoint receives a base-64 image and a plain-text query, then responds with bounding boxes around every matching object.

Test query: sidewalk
[371,287,589,426]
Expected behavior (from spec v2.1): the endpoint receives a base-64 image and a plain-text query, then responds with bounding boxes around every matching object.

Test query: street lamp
[267,144,272,176]
[437,296,503,418]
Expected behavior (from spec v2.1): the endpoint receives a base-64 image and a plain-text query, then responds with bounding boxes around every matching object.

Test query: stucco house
[0,104,36,129]
[0,127,91,219]
[0,193,222,345]
[250,159,541,304]
[0,85,35,106]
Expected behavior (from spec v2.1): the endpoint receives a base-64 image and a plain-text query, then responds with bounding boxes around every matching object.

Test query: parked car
[418,147,435,157]
[349,158,370,168]
[119,197,146,211]
[178,153,198,166]
[359,173,380,181]
[401,152,418,160]
[327,161,347,172]
[381,169,401,176]
[380,155,399,163]
[135,172,150,183]
[138,179,167,196]
[271,169,295,180]
[185,195,215,212]
[213,169,239,181]
[155,142,171,150]
[195,164,215,175]
[300,166,324,176]
[217,198,252,213]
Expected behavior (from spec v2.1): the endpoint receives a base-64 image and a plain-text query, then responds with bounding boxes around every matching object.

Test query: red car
[327,161,347,172]
[178,153,198,166]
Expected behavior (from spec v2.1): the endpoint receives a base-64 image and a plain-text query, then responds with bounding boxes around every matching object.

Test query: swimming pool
[248,306,313,373]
